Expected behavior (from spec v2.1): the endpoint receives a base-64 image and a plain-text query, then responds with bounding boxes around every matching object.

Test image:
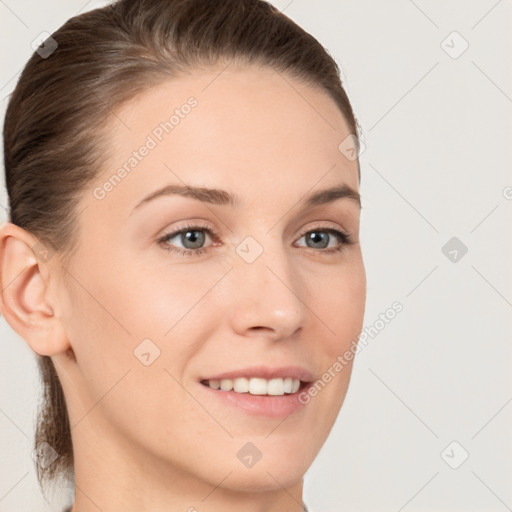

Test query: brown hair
[2,0,360,500]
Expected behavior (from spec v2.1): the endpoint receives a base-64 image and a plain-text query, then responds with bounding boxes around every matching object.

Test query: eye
[157,223,218,257]
[295,227,354,254]
[157,223,354,257]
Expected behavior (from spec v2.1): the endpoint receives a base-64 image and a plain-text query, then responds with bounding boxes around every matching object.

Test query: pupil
[183,230,204,248]
[309,231,327,248]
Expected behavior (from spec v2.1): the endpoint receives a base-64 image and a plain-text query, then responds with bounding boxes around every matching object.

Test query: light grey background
[1,1,511,511]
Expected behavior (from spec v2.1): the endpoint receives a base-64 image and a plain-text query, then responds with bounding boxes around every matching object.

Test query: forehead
[91,64,359,214]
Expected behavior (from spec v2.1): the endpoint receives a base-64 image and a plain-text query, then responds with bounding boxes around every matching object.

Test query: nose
[227,240,305,341]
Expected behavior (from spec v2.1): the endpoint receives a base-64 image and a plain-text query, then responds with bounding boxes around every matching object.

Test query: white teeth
[267,378,283,395]
[220,379,233,391]
[209,379,220,390]
[233,377,249,393]
[205,377,302,395]
[249,377,267,395]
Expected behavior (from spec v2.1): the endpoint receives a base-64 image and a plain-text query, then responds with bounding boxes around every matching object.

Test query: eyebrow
[130,182,361,214]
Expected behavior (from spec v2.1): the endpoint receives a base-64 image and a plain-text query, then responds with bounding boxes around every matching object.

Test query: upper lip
[200,365,315,383]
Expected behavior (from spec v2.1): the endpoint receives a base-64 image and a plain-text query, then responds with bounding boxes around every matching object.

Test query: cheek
[61,257,201,447]
[290,257,365,418]
[61,252,171,399]
[314,259,366,354]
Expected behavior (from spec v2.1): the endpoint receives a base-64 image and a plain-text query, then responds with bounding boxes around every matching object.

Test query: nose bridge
[228,233,305,338]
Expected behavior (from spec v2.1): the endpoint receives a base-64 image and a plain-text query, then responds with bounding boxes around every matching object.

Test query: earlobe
[0,222,69,356]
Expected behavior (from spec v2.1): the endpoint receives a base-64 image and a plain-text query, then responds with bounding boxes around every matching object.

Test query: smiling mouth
[200,377,310,396]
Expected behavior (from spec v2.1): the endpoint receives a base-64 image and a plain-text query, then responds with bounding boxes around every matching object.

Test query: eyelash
[157,222,354,258]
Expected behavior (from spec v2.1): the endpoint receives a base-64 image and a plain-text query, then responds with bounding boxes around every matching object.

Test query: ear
[0,221,69,356]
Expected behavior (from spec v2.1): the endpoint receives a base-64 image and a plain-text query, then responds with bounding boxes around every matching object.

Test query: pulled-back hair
[2,0,360,500]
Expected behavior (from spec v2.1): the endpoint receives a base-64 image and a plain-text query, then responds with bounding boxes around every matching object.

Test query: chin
[219,465,306,493]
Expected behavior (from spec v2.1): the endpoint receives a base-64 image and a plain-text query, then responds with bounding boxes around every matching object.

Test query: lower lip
[198,382,312,418]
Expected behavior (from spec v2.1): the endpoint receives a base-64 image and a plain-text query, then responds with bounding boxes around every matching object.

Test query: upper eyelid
[158,222,352,246]
[160,222,349,239]
[297,221,349,235]
[159,222,216,239]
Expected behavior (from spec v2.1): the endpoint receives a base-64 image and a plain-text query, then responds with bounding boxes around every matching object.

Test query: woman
[0,0,365,510]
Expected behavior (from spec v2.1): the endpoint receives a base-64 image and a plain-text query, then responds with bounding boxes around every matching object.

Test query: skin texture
[0,64,366,512]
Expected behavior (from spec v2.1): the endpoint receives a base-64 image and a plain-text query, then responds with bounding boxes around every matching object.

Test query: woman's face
[53,64,365,500]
